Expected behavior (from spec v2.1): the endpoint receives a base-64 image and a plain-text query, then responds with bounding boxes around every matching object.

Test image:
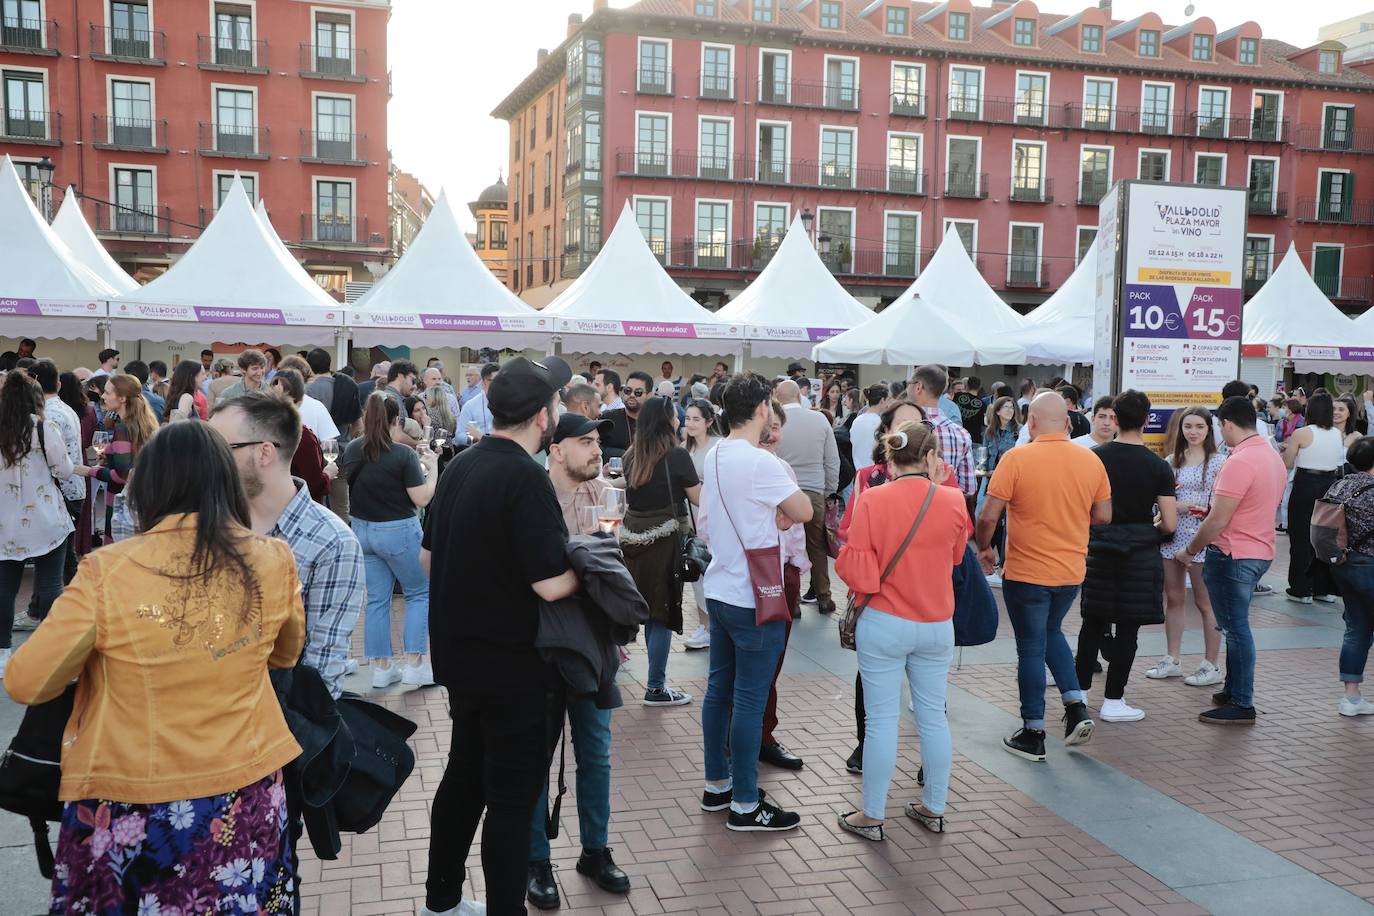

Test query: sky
[387,0,1374,232]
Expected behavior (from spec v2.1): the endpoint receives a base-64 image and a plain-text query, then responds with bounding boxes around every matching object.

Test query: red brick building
[0,0,390,294]
[494,0,1374,314]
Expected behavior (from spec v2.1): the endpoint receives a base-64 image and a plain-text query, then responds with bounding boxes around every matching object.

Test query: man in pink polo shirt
[1180,397,1286,725]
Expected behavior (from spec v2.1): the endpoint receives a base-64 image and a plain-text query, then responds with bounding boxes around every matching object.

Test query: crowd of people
[2,335,1373,915]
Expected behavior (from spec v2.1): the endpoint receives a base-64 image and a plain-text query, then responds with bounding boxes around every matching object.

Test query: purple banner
[419,314,503,332]
[0,298,41,316]
[1144,407,1179,436]
[193,306,287,325]
[623,321,697,339]
[1123,285,1241,341]
[807,327,849,341]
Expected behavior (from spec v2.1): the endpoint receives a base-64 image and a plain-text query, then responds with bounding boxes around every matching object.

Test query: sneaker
[985,570,1003,588]
[1183,661,1224,687]
[1199,703,1256,725]
[801,587,817,604]
[701,786,767,812]
[343,658,360,675]
[10,615,38,632]
[1340,697,1374,717]
[1062,702,1094,745]
[372,664,402,688]
[402,660,435,686]
[683,624,710,651]
[1314,594,1338,604]
[1285,589,1313,605]
[726,799,800,832]
[1212,690,1231,707]
[844,747,863,775]
[1002,727,1047,762]
[0,647,10,677]
[1254,583,1274,595]
[1145,656,1182,679]
[1099,698,1145,722]
[643,687,692,706]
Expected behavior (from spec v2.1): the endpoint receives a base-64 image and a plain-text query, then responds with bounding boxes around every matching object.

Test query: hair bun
[889,430,909,450]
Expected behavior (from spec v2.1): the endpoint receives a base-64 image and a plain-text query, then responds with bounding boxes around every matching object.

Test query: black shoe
[726,799,801,832]
[844,747,863,775]
[1003,727,1047,762]
[1063,701,1094,747]
[701,785,767,812]
[818,598,837,615]
[801,587,817,604]
[576,847,630,894]
[527,859,560,910]
[759,741,805,770]
[1093,659,1103,673]
[1212,691,1231,707]
[643,687,692,706]
[1199,703,1256,726]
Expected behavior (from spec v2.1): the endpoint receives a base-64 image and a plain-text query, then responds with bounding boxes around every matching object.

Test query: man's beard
[537,423,555,454]
[239,463,264,500]
[569,459,600,483]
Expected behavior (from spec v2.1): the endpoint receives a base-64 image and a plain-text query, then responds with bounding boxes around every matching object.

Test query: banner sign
[347,311,548,333]
[747,325,850,342]
[554,318,741,340]
[1289,346,1374,362]
[0,297,105,317]
[112,301,343,326]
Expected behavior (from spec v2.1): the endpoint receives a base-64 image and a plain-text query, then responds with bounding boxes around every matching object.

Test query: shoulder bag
[1313,477,1374,566]
[713,448,790,626]
[0,682,77,878]
[839,482,936,650]
[664,453,711,583]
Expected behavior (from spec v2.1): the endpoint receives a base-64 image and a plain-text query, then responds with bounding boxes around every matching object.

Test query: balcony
[1250,113,1284,143]
[299,129,367,164]
[698,71,736,101]
[196,34,269,72]
[0,17,57,54]
[1243,274,1269,297]
[299,43,366,81]
[91,201,171,237]
[1184,111,1286,141]
[1,109,59,145]
[890,91,926,118]
[89,24,164,64]
[1294,125,1374,154]
[1246,190,1288,218]
[1009,177,1054,204]
[91,115,168,153]
[197,122,270,159]
[947,94,981,121]
[1078,177,1111,206]
[613,148,928,197]
[1317,276,1374,305]
[1006,258,1047,288]
[635,68,674,96]
[886,167,926,195]
[979,96,1051,127]
[944,172,988,199]
[300,212,377,247]
[756,78,859,111]
[572,237,933,281]
[1296,197,1374,226]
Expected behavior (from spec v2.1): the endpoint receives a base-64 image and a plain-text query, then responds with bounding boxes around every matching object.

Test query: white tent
[51,188,138,295]
[1246,243,1374,374]
[894,232,1029,337]
[1009,237,1098,365]
[715,214,874,358]
[543,203,741,355]
[255,199,296,264]
[347,190,548,349]
[110,176,345,345]
[812,293,1026,366]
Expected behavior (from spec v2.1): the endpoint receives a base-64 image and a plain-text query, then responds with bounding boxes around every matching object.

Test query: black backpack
[0,683,77,878]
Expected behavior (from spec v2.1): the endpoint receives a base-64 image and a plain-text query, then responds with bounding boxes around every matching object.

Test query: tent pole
[549,334,562,358]
[734,341,748,373]
[334,327,348,374]
[99,319,113,352]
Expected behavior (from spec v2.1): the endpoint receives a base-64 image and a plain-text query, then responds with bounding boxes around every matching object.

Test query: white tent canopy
[1247,243,1374,373]
[715,214,874,358]
[544,203,740,356]
[0,156,116,340]
[110,175,344,345]
[51,187,138,295]
[347,190,548,349]
[895,232,1029,337]
[812,292,1026,366]
[255,198,297,265]
[1008,236,1098,365]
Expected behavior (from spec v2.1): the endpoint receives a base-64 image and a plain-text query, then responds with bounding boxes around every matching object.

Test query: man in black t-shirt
[953,375,987,444]
[420,355,579,916]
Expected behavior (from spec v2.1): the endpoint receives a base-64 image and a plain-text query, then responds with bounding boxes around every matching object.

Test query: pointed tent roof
[888,232,1029,336]
[544,203,740,355]
[255,199,296,264]
[812,293,1026,366]
[347,190,549,347]
[1247,243,1374,355]
[1008,236,1098,364]
[51,187,138,295]
[715,214,874,357]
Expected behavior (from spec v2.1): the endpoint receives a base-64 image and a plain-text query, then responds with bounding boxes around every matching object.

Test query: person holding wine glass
[71,374,159,543]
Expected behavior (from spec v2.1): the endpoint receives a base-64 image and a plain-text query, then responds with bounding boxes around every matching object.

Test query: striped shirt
[931,411,977,496]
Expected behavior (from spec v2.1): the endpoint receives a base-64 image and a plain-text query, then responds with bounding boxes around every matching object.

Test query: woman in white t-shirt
[1283,392,1344,603]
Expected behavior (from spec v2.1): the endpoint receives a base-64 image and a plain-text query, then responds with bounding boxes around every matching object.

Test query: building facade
[390,164,435,258]
[494,0,1374,314]
[1320,13,1374,64]
[469,175,511,284]
[0,0,390,294]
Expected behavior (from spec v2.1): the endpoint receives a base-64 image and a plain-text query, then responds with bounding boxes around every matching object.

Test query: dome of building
[476,176,507,206]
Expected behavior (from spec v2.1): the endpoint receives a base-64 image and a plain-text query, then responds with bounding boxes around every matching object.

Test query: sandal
[837,810,884,842]
[905,802,945,833]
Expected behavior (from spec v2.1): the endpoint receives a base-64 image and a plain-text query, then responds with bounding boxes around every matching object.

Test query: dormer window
[1192,33,1213,61]
[1239,37,1258,64]
[1081,24,1102,52]
[948,11,969,41]
[752,0,773,23]
[1320,49,1341,73]
[1014,18,1036,46]
[1139,29,1159,57]
[695,0,716,14]
[819,0,842,29]
[886,6,908,35]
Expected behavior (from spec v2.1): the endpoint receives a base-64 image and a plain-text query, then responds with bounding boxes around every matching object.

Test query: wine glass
[91,431,113,463]
[607,457,623,479]
[599,488,626,536]
[577,505,600,537]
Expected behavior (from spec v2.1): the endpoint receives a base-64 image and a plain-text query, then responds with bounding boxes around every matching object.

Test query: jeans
[762,563,801,746]
[1002,580,1086,729]
[802,490,830,602]
[528,696,613,859]
[1288,469,1340,598]
[351,516,429,658]
[645,620,672,691]
[1076,622,1141,700]
[857,609,954,818]
[1202,547,1270,708]
[1335,553,1374,683]
[0,542,66,649]
[702,599,786,812]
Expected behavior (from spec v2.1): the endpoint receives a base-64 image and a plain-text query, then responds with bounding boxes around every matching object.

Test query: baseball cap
[787,360,806,374]
[487,356,572,424]
[553,412,612,444]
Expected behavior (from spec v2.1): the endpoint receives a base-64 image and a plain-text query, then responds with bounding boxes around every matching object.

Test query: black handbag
[665,454,711,583]
[0,682,77,878]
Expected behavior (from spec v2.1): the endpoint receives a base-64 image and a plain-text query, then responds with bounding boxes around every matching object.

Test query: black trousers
[1289,468,1340,598]
[1076,622,1140,700]
[854,671,865,749]
[425,684,550,916]
[28,498,82,619]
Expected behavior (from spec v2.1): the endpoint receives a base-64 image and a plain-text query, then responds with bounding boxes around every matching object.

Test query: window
[585,39,603,97]
[760,51,789,103]
[1081,24,1102,52]
[475,220,486,249]
[1079,147,1111,204]
[1248,158,1276,212]
[886,6,907,35]
[1325,105,1353,150]
[757,122,788,182]
[216,172,254,207]
[545,91,555,138]
[701,45,733,99]
[1138,149,1168,181]
[1314,244,1342,297]
[1011,141,1044,200]
[511,173,520,221]
[949,66,981,119]
[635,197,669,262]
[638,39,669,94]
[110,1,151,58]
[695,201,729,267]
[752,0,772,23]
[542,226,551,281]
[110,79,152,146]
[1083,78,1114,130]
[113,167,155,232]
[1015,72,1047,125]
[512,238,520,289]
[948,11,968,40]
[817,208,853,273]
[699,118,731,179]
[214,87,255,153]
[1009,225,1041,285]
[1239,37,1258,65]
[891,63,922,116]
[527,165,534,212]
[945,218,976,254]
[1139,29,1159,57]
[636,112,669,175]
[694,1,715,14]
[1320,50,1340,74]
[1197,87,1228,137]
[14,159,39,202]
[754,203,787,265]
[583,110,601,183]
[1192,33,1212,61]
[946,137,980,197]
[314,13,352,75]
[1251,92,1281,141]
[491,218,507,251]
[887,133,920,193]
[1319,171,1353,222]
[820,127,855,188]
[1142,83,1172,133]
[825,57,857,109]
[2,0,40,48]
[1243,236,1272,291]
[314,96,354,160]
[526,232,533,286]
[2,70,44,138]
[819,1,842,29]
[1014,18,1035,46]
[1076,227,1097,264]
[885,213,919,277]
[214,3,254,67]
[543,152,552,206]
[314,180,351,241]
[1195,154,1224,186]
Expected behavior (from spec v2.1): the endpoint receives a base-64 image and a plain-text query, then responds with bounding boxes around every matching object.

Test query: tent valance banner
[0,298,106,318]
[551,317,737,339]
[110,301,344,327]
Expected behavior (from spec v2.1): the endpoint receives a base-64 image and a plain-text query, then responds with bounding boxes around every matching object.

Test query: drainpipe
[931,54,945,260]
[71,0,86,192]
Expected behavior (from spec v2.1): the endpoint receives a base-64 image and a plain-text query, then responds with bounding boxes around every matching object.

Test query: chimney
[537,48,549,64]
[567,12,583,37]
[1098,0,1111,13]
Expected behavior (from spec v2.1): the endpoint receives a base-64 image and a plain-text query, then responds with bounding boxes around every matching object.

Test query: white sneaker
[684,624,710,650]
[1144,656,1182,679]
[1183,660,1224,687]
[1314,594,1338,604]
[1340,697,1374,717]
[419,901,487,916]
[343,658,360,675]
[986,570,1003,588]
[0,647,10,677]
[402,660,434,686]
[1099,698,1145,722]
[372,664,402,689]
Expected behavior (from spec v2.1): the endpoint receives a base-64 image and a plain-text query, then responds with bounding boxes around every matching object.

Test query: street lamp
[36,156,54,222]
[800,207,814,235]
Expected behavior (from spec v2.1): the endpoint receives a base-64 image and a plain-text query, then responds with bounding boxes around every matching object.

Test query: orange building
[469,175,510,284]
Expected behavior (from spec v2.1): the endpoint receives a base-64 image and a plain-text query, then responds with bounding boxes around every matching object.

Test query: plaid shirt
[270,480,364,698]
[931,411,977,496]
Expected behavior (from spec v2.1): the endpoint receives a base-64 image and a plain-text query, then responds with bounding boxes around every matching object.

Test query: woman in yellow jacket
[5,420,306,916]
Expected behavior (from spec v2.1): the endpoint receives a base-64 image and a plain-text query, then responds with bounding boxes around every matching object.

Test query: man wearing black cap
[548,412,611,533]
[420,356,581,916]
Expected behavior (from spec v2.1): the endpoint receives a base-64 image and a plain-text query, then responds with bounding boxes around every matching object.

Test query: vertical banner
[1092,185,1122,393]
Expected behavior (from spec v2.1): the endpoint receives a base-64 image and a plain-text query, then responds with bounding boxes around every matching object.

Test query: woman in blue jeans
[1324,437,1374,716]
[339,392,438,688]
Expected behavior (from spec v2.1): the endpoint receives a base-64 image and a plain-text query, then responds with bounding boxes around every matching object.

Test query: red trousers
[762,563,800,745]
